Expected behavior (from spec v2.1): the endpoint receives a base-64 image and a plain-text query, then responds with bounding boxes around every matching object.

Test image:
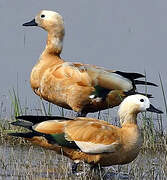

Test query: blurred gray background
[0,0,166,117]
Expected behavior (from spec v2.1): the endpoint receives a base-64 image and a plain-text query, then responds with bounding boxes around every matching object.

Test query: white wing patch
[74,141,119,153]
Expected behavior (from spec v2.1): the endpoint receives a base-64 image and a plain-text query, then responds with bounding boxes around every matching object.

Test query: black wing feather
[16,115,73,125]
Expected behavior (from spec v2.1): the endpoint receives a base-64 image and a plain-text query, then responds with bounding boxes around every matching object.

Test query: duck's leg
[72,162,79,174]
[76,111,87,117]
[90,164,100,171]
[90,164,104,178]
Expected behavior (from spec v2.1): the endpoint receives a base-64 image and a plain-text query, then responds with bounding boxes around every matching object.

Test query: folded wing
[33,117,122,154]
[10,116,122,154]
[52,62,156,92]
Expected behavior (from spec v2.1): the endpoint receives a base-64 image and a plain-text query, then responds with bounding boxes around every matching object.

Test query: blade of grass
[48,102,52,116]
[158,73,167,116]
[9,88,23,117]
[40,98,47,116]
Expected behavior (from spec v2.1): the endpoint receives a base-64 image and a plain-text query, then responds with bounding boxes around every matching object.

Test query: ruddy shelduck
[23,10,157,116]
[9,94,163,171]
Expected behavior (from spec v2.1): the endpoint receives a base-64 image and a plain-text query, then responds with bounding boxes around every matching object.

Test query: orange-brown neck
[44,29,64,55]
[121,113,138,127]
[118,104,140,126]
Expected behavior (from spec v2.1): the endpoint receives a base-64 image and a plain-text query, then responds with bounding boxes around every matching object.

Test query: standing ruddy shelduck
[9,95,163,171]
[23,10,157,116]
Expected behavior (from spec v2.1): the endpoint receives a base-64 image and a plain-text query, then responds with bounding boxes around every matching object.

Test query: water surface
[0,144,166,179]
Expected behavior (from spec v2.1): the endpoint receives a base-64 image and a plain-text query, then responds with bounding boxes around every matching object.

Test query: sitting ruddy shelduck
[23,10,157,116]
[9,95,163,172]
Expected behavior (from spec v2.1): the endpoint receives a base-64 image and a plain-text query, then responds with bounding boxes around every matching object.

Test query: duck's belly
[31,75,125,113]
[61,148,140,167]
[39,76,94,112]
[30,63,126,113]
[97,150,140,166]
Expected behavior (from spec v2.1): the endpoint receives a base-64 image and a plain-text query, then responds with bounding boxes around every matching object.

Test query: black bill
[22,19,37,26]
[146,104,163,114]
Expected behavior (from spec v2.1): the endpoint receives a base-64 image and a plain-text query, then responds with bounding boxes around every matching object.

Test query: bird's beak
[146,104,163,114]
[22,19,38,26]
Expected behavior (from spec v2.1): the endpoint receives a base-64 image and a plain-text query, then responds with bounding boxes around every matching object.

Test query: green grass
[9,88,23,117]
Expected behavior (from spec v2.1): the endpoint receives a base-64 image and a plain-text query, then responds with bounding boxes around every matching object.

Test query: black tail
[11,115,73,132]
[16,115,73,125]
[11,120,33,130]
[8,130,76,148]
[114,71,145,80]
[134,80,157,87]
[8,132,37,138]
[125,91,153,98]
[114,71,158,87]
[9,118,67,145]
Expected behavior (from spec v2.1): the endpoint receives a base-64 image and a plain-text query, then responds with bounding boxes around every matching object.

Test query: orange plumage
[9,95,163,167]
[23,10,157,116]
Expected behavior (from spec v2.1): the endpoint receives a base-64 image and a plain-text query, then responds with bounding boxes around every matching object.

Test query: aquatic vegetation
[0,78,166,179]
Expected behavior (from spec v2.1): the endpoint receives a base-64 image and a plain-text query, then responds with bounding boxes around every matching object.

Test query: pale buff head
[23,10,64,35]
[118,94,163,125]
[35,10,64,33]
[23,10,65,54]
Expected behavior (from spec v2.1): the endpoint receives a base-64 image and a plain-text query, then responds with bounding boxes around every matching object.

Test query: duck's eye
[41,14,45,18]
[140,99,144,102]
